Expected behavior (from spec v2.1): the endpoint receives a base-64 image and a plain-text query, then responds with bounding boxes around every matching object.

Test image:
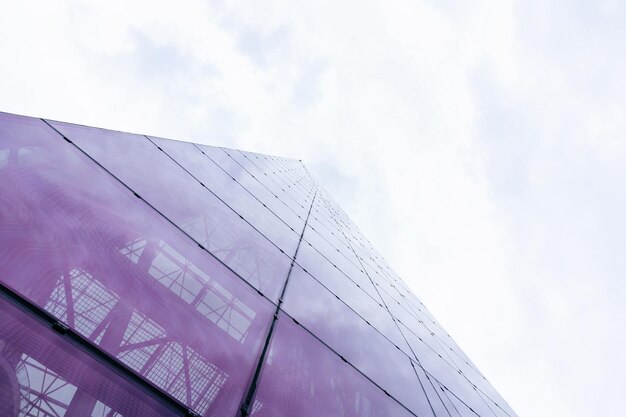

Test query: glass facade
[0,111,517,417]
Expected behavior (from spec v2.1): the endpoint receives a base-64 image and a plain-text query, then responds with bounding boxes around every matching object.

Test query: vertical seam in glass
[274,307,421,417]
[21,116,511,417]
[237,190,318,417]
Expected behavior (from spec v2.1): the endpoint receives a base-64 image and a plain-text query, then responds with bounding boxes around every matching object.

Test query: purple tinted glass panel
[221,148,308,216]
[477,390,509,417]
[196,144,305,232]
[293,245,408,350]
[303,223,362,272]
[445,390,482,417]
[0,113,274,415]
[255,159,311,202]
[245,152,313,202]
[399,322,493,417]
[308,215,356,256]
[413,363,454,417]
[380,290,448,360]
[47,120,290,302]
[149,136,301,257]
[0,111,516,417]
[447,351,503,404]
[436,385,464,417]
[296,237,380,301]
[249,159,311,210]
[0,295,179,417]
[311,202,339,226]
[252,313,415,417]
[220,149,287,195]
[281,265,431,416]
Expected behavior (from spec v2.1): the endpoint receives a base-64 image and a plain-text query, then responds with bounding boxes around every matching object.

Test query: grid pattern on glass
[0,111,517,417]
[281,265,431,416]
[149,136,302,260]
[0,112,275,416]
[250,314,416,417]
[195,144,306,233]
[46,119,291,302]
[312,185,515,416]
[0,294,180,417]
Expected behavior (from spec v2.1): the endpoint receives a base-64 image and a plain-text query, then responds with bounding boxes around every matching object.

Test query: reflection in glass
[252,314,415,417]
[0,113,274,416]
[0,296,178,417]
[47,119,290,302]
[0,112,517,417]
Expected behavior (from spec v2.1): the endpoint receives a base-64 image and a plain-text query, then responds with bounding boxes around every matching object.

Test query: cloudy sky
[2,1,625,416]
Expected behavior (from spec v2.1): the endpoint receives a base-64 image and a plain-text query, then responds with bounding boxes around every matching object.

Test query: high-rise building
[0,111,516,417]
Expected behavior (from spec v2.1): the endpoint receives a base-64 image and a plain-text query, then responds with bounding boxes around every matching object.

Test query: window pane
[293,245,408,351]
[47,119,290,302]
[0,113,275,415]
[221,148,309,217]
[151,136,301,257]
[296,238,381,302]
[243,151,314,205]
[303,223,363,278]
[399,321,494,417]
[282,266,431,416]
[252,313,415,417]
[198,144,306,232]
[0,295,180,417]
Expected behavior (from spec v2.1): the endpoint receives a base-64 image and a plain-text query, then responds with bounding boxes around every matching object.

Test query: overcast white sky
[2,1,625,416]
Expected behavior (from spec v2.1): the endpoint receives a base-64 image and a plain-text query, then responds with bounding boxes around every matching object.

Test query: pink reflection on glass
[0,295,179,417]
[0,113,274,416]
[252,313,415,417]
[282,266,431,416]
[149,136,300,259]
[47,119,290,302]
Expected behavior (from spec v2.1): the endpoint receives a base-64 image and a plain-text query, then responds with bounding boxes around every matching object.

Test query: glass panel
[196,145,305,232]
[378,287,446,361]
[47,120,290,302]
[220,149,291,201]
[0,113,275,415]
[297,235,380,301]
[282,266,429,415]
[365,264,405,302]
[399,321,493,417]
[446,350,505,405]
[293,248,409,351]
[303,220,361,270]
[251,313,415,417]
[241,151,313,205]
[221,148,308,217]
[150,136,301,257]
[310,205,340,233]
[444,389,482,417]
[352,247,385,277]
[413,362,453,417]
[430,380,463,417]
[0,295,179,417]
[477,390,508,417]
[307,216,356,258]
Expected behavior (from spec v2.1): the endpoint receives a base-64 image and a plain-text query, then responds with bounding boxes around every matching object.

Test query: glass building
[0,111,517,417]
